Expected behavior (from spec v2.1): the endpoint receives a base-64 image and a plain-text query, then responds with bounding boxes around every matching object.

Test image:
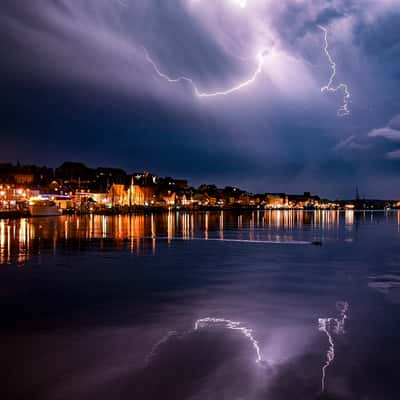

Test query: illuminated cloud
[386,149,400,159]
[368,127,400,142]
[368,114,400,158]
[333,135,369,151]
[1,0,400,197]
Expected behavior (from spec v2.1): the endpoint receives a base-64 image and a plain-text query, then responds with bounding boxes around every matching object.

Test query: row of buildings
[0,162,397,213]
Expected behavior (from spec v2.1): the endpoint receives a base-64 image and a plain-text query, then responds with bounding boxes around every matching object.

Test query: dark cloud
[1,0,400,197]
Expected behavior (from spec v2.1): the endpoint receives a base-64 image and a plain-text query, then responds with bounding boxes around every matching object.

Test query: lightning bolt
[318,319,335,393]
[119,1,350,115]
[318,25,351,117]
[146,330,179,365]
[318,301,349,393]
[194,317,263,363]
[143,46,267,98]
[147,317,264,368]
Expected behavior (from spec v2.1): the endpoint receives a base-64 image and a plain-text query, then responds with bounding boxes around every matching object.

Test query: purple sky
[1,0,400,197]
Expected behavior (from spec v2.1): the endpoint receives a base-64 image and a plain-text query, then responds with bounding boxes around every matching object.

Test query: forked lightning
[318,25,351,116]
[318,301,349,393]
[143,47,267,98]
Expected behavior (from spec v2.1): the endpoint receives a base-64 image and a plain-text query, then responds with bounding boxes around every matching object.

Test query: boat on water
[28,200,62,217]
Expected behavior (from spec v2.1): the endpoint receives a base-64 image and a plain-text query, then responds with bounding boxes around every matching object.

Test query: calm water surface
[1,211,400,400]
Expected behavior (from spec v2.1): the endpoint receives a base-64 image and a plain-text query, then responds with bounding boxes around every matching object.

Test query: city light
[0,162,398,216]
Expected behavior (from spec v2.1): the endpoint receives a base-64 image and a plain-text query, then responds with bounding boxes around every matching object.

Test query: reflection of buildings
[0,220,11,264]
[1,211,399,264]
[345,210,354,226]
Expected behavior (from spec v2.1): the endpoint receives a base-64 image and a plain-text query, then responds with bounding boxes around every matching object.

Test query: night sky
[1,0,400,198]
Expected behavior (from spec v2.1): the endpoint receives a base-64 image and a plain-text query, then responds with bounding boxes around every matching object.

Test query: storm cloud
[1,0,400,197]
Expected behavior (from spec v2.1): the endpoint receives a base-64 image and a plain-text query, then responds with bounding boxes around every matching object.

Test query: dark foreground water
[1,210,400,400]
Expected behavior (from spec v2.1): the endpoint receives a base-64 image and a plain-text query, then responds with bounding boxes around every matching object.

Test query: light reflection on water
[1,210,400,264]
[1,211,400,399]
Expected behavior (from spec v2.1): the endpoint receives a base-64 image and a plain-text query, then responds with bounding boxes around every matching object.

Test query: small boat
[28,200,62,217]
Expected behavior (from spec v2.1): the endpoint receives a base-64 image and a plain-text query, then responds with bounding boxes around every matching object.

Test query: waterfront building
[264,193,288,208]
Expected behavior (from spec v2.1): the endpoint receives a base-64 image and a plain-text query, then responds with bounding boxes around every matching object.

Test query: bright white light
[318,25,351,117]
[143,47,267,98]
[318,301,349,393]
[147,317,265,367]
[194,317,263,363]
[141,6,350,115]
[231,0,247,8]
